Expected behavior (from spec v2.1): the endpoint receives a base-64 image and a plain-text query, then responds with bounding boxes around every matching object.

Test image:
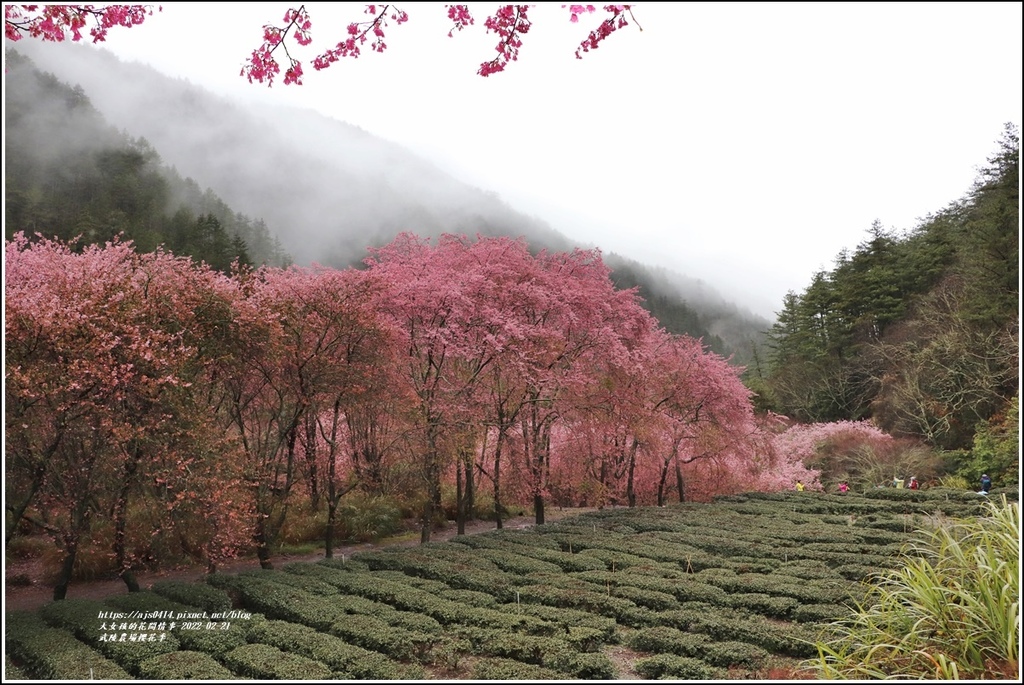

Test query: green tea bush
[496,603,618,643]
[237,568,339,596]
[626,624,710,656]
[222,642,334,680]
[136,650,237,680]
[790,602,850,623]
[633,653,721,679]
[172,620,247,657]
[228,574,348,630]
[469,655,564,680]
[703,639,770,668]
[655,605,819,658]
[329,613,437,661]
[4,611,132,680]
[386,609,444,635]
[38,598,180,674]
[103,591,190,614]
[151,580,233,612]
[245,619,409,680]
[439,588,499,608]
[725,592,799,618]
[451,625,576,671]
[469,547,564,575]
[453,535,607,572]
[513,582,653,626]
[5,654,28,681]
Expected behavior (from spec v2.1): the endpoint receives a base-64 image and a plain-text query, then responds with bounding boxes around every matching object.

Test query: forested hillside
[757,124,1019,457]
[3,49,290,270]
[5,43,770,364]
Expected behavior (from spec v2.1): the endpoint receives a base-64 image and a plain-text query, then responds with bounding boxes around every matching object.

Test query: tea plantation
[5,488,1011,680]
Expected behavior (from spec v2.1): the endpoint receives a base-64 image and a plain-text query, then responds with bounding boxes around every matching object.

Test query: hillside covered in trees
[3,49,290,271]
[756,124,1019,466]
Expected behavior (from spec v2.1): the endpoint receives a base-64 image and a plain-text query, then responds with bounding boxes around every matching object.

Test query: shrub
[222,643,334,680]
[245,619,408,680]
[329,614,437,662]
[38,598,180,674]
[136,650,237,679]
[151,580,233,612]
[4,611,131,680]
[633,653,721,679]
[469,656,565,680]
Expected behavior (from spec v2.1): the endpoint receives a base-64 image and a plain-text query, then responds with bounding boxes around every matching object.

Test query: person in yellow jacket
[795,480,805,492]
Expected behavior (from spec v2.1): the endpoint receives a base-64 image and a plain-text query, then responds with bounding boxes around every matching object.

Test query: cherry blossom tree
[4,233,247,596]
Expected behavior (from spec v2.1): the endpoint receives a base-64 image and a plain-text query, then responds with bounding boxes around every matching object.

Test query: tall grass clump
[808,495,1019,679]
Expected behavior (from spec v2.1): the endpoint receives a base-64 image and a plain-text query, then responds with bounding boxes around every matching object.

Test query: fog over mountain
[6,40,771,362]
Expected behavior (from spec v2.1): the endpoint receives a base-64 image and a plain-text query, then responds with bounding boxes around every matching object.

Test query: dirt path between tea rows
[4,510,594,614]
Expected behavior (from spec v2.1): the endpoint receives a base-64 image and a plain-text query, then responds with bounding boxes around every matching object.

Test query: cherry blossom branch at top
[3,3,641,85]
[4,4,159,44]
[241,3,641,85]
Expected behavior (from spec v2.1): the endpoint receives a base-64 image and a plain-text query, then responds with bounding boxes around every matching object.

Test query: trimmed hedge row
[5,611,132,681]
[308,564,556,634]
[38,598,180,675]
[136,650,237,680]
[495,603,618,644]
[469,655,565,680]
[451,534,609,572]
[208,573,347,631]
[512,579,653,626]
[626,624,770,669]
[341,549,519,601]
[151,580,233,613]
[633,653,722,679]
[245,618,417,680]
[222,642,334,680]
[653,602,819,657]
[329,613,437,662]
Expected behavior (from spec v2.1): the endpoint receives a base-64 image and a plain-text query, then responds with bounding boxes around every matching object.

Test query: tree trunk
[626,438,638,508]
[675,459,686,503]
[53,498,90,601]
[534,492,545,526]
[254,518,273,569]
[657,459,670,507]
[456,458,466,535]
[113,450,141,592]
[493,433,505,530]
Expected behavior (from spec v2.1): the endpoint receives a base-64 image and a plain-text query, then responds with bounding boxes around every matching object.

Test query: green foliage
[4,611,132,680]
[959,395,1019,487]
[763,126,1019,451]
[468,655,565,680]
[633,653,722,679]
[150,580,233,613]
[136,650,237,680]
[245,619,409,679]
[329,613,437,661]
[333,493,405,543]
[222,643,334,680]
[809,496,1020,679]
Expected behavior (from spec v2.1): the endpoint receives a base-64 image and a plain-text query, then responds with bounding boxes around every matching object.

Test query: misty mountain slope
[6,41,770,362]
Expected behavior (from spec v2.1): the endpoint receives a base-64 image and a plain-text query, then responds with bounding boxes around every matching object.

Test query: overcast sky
[25,2,1024,318]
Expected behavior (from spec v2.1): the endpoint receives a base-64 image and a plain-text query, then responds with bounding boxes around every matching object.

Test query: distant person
[795,480,805,492]
[838,481,849,494]
[980,474,992,494]
[908,476,919,490]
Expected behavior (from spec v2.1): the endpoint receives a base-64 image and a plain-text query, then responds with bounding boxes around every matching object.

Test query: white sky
[27,2,1024,318]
